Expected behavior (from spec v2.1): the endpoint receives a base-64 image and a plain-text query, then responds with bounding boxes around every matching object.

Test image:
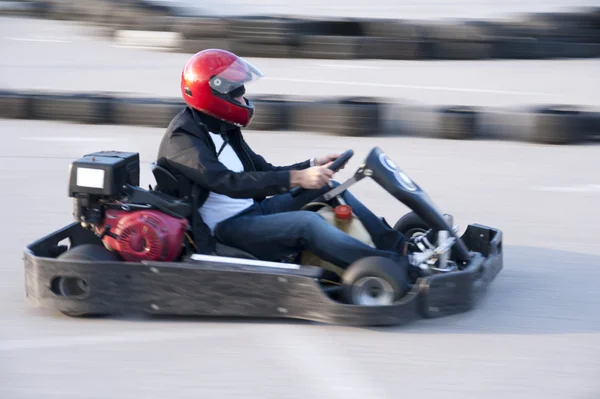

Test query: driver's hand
[291,163,334,189]
[314,153,344,169]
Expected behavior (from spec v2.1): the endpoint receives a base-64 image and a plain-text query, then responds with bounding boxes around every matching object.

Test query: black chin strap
[216,125,230,158]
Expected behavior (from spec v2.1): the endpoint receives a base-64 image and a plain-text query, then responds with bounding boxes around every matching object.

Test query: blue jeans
[213,183,407,269]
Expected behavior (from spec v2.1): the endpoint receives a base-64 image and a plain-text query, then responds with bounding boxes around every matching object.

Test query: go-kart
[23,146,503,326]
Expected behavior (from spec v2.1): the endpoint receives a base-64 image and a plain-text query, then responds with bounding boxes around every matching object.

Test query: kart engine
[97,209,188,262]
[67,151,189,262]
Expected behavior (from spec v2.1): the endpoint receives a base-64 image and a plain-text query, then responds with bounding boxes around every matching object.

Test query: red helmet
[180,49,263,127]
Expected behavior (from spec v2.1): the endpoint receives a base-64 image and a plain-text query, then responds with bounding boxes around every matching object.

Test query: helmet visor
[209,57,263,95]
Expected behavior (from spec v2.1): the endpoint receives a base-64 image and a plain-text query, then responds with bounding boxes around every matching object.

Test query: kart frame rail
[23,221,503,326]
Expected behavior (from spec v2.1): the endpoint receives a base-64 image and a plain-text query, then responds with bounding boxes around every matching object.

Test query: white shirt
[198,132,254,234]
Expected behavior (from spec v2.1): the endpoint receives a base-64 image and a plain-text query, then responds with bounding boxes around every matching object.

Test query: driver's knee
[296,210,325,226]
[294,211,328,239]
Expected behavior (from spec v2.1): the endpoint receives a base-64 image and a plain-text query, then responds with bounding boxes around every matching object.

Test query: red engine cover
[99,209,189,262]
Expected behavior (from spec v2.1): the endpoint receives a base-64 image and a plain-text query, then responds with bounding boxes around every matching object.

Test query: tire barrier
[0,0,50,18]
[437,106,479,140]
[226,16,315,46]
[110,97,185,127]
[4,3,599,60]
[586,112,600,141]
[175,16,230,40]
[285,96,382,136]
[0,90,598,145]
[0,90,30,119]
[246,95,291,131]
[528,105,588,145]
[357,37,422,60]
[229,41,295,58]
[29,93,113,124]
[295,35,363,59]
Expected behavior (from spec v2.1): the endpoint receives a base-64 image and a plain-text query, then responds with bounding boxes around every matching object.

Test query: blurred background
[1,1,599,398]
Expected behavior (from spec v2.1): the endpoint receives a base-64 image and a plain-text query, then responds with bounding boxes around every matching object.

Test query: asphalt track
[149,0,598,19]
[1,119,599,399]
[1,17,600,108]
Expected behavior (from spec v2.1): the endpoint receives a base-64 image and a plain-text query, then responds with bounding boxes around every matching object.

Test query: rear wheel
[57,244,120,262]
[341,256,409,306]
[53,244,119,317]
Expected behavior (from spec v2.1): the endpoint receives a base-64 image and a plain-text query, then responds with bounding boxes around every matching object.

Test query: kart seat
[214,242,258,260]
[121,185,193,218]
[150,162,181,196]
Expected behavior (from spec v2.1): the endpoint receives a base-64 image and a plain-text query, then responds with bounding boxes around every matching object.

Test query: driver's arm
[163,134,292,199]
[239,134,311,172]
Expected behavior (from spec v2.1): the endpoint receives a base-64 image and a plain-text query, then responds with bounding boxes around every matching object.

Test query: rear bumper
[23,222,502,326]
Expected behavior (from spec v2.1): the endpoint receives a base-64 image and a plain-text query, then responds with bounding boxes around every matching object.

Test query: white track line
[319,64,376,69]
[532,184,600,193]
[8,37,71,43]
[20,137,118,142]
[0,329,232,352]
[264,77,554,96]
[113,45,178,51]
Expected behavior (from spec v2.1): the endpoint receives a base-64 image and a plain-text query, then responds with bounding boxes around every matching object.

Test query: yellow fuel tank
[300,204,375,276]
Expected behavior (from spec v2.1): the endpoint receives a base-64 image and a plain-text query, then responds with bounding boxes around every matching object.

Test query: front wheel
[393,211,430,239]
[341,256,409,306]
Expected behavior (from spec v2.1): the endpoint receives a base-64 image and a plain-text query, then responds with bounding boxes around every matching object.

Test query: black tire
[393,211,430,238]
[341,256,409,306]
[57,244,120,262]
[54,244,119,317]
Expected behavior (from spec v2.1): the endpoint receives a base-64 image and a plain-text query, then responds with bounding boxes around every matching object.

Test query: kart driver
[156,49,421,271]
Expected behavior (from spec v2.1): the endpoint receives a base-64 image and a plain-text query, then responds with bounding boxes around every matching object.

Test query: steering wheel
[289,149,354,198]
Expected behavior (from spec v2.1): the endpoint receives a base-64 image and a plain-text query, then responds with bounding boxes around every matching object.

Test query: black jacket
[156,106,311,254]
